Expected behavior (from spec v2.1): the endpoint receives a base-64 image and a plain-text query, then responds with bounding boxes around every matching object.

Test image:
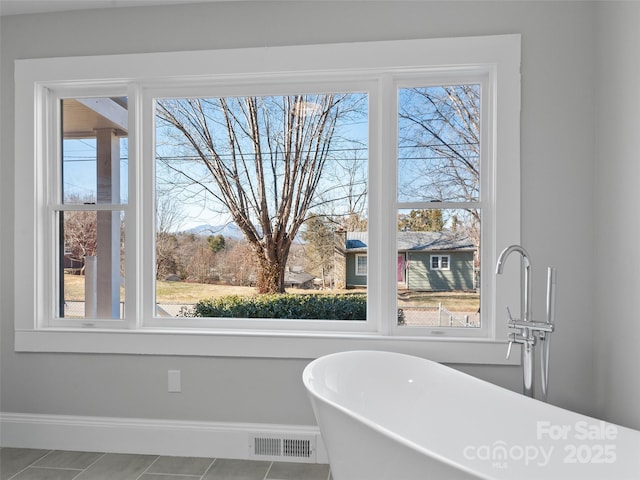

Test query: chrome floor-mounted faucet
[496,245,556,401]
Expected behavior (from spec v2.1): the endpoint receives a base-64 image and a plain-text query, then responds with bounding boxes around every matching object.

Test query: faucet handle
[506,339,514,359]
[506,332,518,359]
[506,306,514,321]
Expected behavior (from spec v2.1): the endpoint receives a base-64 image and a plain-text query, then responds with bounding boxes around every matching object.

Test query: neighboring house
[63,253,84,273]
[248,267,315,289]
[283,267,315,289]
[334,230,476,291]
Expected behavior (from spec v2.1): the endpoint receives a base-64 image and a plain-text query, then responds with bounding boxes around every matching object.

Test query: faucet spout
[496,244,535,398]
[497,245,557,401]
[496,245,532,323]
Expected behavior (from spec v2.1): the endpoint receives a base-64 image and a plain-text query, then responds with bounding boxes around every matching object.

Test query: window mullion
[374,74,397,335]
[45,91,63,327]
[123,83,142,328]
[140,89,156,326]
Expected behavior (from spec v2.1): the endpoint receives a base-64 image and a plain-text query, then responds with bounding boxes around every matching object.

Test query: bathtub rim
[303,349,640,480]
[303,350,496,480]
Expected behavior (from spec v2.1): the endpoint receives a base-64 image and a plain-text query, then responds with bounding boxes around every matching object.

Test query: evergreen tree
[398,209,444,232]
[207,234,226,254]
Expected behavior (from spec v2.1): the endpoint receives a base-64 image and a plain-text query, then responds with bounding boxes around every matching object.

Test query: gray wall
[594,2,640,429]
[1,1,635,430]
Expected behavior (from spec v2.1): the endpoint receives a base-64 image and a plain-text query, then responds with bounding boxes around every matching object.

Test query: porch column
[95,128,121,318]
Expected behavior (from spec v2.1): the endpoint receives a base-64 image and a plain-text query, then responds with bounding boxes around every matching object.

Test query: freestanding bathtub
[303,350,640,480]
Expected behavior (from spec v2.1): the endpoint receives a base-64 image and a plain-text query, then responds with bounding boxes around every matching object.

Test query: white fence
[398,303,479,327]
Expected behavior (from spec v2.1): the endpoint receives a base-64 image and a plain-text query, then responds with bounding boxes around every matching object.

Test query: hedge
[184,293,366,320]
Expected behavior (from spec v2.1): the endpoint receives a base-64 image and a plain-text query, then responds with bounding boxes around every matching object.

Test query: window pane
[61,98,128,204]
[155,93,368,320]
[59,210,125,319]
[397,85,480,203]
[58,97,128,320]
[396,208,479,328]
[356,255,367,276]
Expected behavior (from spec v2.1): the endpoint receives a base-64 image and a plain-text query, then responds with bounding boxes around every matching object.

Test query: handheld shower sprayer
[540,267,557,401]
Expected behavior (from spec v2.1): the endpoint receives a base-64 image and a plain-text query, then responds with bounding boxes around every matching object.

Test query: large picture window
[14,36,522,361]
[154,92,368,321]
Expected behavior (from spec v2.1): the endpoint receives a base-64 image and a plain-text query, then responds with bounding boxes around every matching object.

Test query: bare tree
[398,85,481,243]
[314,151,368,228]
[186,244,217,284]
[156,192,184,279]
[156,94,365,293]
[398,85,480,202]
[63,210,97,272]
[301,216,335,288]
[220,240,255,286]
[156,190,185,235]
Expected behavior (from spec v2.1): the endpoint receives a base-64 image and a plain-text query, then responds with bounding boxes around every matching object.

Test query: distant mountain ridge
[183,223,244,239]
[183,223,305,244]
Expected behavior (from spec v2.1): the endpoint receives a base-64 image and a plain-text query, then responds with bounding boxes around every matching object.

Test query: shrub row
[185,293,367,320]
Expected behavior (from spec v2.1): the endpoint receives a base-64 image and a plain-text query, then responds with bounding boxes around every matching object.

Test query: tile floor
[0,448,332,480]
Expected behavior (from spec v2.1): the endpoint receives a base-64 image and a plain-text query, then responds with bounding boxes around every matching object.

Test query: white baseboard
[0,412,328,464]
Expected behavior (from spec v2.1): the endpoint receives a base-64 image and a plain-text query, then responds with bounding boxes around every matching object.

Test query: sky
[62,86,479,234]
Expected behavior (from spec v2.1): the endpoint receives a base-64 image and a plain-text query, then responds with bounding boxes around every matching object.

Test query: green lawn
[64,274,479,311]
[398,289,479,312]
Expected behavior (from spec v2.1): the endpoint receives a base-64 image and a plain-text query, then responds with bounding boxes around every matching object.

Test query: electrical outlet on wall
[168,369,181,393]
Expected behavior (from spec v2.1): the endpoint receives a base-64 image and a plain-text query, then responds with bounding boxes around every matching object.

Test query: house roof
[284,270,315,285]
[345,231,475,252]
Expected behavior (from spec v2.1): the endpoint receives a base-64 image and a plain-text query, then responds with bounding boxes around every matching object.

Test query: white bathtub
[303,350,640,480]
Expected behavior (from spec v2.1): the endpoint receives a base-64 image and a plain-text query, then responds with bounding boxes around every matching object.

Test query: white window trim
[430,255,451,271]
[14,35,522,363]
[355,254,368,276]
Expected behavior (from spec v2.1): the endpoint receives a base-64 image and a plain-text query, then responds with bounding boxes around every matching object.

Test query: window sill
[15,328,520,365]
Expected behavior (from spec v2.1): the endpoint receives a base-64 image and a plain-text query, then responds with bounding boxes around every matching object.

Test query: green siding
[346,254,367,286]
[406,251,474,291]
[345,251,474,290]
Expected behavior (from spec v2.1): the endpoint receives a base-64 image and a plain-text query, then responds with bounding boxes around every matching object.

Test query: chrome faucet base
[496,245,556,401]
